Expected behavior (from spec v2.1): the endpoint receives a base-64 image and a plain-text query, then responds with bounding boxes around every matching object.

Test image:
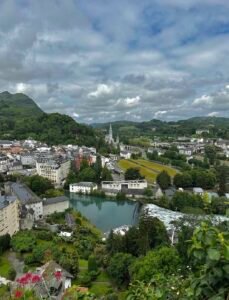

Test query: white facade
[20,154,36,166]
[25,202,43,220]
[43,198,69,216]
[102,180,148,191]
[120,151,131,159]
[36,159,71,185]
[70,182,98,194]
[0,154,10,173]
[0,196,20,236]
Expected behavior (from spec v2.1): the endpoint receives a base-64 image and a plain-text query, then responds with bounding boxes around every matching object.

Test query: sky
[0,0,229,123]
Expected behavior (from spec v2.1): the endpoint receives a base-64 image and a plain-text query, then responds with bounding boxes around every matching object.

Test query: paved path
[7,252,24,278]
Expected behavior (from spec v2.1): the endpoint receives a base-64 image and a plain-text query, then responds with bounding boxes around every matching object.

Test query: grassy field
[118,159,178,183]
[0,253,11,278]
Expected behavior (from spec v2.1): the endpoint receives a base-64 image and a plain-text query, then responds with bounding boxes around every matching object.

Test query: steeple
[109,124,113,143]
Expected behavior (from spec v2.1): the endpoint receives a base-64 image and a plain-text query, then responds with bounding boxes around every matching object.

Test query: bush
[89,270,100,281]
[79,272,92,287]
[7,267,16,280]
[88,255,98,273]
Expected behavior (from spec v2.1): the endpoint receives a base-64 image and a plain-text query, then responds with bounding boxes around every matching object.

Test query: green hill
[0,91,98,146]
[93,116,229,142]
[0,91,43,119]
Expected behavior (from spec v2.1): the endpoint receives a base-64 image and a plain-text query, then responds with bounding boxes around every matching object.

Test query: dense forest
[0,91,98,146]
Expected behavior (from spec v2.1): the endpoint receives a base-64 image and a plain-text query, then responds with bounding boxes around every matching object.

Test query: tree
[138,215,169,255]
[101,166,113,181]
[24,175,53,195]
[173,173,192,188]
[107,253,134,287]
[205,145,216,165]
[93,155,102,182]
[125,168,144,180]
[88,255,98,273]
[11,232,36,253]
[156,171,171,190]
[170,191,203,212]
[64,170,78,189]
[0,234,11,254]
[78,167,97,182]
[130,247,181,282]
[217,165,229,196]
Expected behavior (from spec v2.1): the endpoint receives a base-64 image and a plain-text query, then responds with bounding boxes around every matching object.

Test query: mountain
[0,91,43,119]
[0,91,98,146]
[92,116,229,142]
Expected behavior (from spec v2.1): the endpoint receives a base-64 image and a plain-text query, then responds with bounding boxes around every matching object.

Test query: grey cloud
[0,0,229,123]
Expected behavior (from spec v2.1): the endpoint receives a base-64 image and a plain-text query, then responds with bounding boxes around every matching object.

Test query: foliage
[63,286,97,299]
[0,92,99,146]
[187,222,229,299]
[116,191,127,201]
[106,216,168,257]
[156,171,171,190]
[205,145,217,165]
[23,175,53,196]
[138,215,169,255]
[78,167,97,182]
[44,188,64,198]
[127,274,188,300]
[143,187,153,197]
[170,191,203,212]
[216,165,229,196]
[107,252,134,287]
[173,173,193,188]
[0,234,11,254]
[125,167,144,180]
[130,247,181,282]
[88,255,98,273]
[11,231,36,253]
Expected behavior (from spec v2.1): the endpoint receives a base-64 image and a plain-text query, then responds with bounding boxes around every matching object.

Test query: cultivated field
[118,159,178,183]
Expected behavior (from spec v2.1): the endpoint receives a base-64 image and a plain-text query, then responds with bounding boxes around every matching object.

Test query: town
[0,120,228,299]
[1,0,229,299]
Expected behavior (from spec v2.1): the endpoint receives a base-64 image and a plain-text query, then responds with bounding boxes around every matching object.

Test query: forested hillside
[93,117,229,142]
[0,92,98,146]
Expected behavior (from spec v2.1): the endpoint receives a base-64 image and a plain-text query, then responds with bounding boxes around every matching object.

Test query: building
[105,124,119,147]
[33,261,73,298]
[69,182,98,194]
[120,150,131,159]
[5,182,43,220]
[0,196,20,236]
[20,152,36,166]
[36,157,70,186]
[102,180,148,192]
[193,187,204,195]
[196,129,210,135]
[0,154,10,173]
[43,196,69,216]
[0,140,13,149]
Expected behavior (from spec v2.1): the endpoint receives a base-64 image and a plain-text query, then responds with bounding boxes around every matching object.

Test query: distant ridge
[92,116,229,140]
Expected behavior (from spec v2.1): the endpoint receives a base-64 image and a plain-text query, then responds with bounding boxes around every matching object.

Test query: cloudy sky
[1,0,229,123]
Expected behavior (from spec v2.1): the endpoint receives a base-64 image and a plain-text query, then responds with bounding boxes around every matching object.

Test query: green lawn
[96,270,110,282]
[79,259,88,269]
[89,282,112,296]
[0,253,11,279]
[118,159,178,183]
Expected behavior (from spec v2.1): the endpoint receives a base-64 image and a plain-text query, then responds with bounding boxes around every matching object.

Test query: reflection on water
[68,193,139,232]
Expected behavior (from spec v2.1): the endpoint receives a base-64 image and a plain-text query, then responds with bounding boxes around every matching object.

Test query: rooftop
[43,196,69,205]
[7,182,41,204]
